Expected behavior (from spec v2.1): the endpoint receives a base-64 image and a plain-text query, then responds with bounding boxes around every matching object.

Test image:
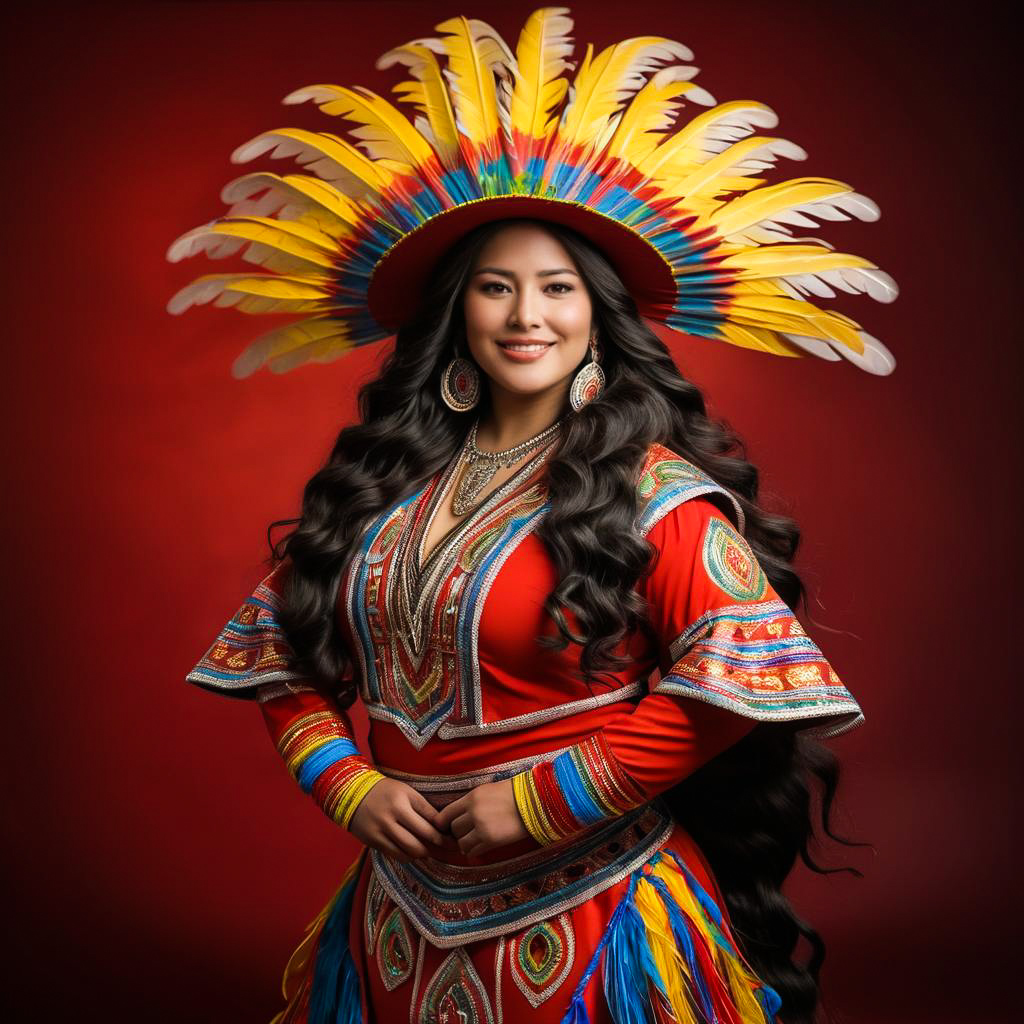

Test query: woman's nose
[509,287,541,329]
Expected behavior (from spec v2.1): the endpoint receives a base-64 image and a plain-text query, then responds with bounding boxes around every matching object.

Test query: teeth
[500,343,550,352]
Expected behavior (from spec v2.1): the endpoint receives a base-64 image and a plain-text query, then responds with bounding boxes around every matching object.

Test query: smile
[497,342,554,352]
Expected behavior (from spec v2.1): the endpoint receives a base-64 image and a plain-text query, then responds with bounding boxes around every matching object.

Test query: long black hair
[268,217,864,1023]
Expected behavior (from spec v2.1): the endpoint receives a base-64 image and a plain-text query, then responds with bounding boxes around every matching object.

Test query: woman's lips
[496,340,555,363]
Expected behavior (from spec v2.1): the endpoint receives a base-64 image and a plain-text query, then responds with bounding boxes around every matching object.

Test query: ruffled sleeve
[643,498,863,739]
[186,562,385,830]
[511,495,863,847]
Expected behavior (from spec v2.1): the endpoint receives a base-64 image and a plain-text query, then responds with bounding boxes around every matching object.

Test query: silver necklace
[450,417,564,516]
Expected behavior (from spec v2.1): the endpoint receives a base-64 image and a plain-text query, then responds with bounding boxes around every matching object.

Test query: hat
[166,7,897,377]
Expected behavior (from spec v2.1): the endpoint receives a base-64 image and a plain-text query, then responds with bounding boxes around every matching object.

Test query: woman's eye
[546,282,573,294]
[480,281,510,294]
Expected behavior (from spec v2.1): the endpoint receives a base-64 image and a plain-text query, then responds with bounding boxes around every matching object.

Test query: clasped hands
[348,777,530,863]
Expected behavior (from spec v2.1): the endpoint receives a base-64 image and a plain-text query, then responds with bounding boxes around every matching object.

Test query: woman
[170,9,895,1023]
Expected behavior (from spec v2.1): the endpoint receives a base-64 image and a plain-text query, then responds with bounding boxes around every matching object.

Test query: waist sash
[370,758,674,948]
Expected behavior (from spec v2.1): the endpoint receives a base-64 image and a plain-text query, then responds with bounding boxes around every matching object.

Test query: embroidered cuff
[512,734,648,846]
[272,708,386,830]
[654,599,863,737]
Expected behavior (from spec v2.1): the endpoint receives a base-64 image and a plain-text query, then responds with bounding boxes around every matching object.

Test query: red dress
[188,440,862,1024]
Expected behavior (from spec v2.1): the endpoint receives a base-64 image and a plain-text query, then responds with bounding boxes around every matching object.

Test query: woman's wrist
[512,734,649,846]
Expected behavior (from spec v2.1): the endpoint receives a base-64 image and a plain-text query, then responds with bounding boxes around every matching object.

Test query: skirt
[268,809,782,1024]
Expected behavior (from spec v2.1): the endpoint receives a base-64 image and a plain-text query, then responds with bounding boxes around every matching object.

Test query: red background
[3,2,1017,1021]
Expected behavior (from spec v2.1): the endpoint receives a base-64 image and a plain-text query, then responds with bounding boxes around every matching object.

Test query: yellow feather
[636,101,777,181]
[167,218,336,275]
[220,172,358,236]
[606,67,703,166]
[232,317,357,378]
[167,273,332,316]
[232,128,395,197]
[720,245,874,275]
[635,876,698,1023]
[378,41,461,168]
[559,37,691,151]
[508,6,574,142]
[671,136,805,201]
[433,15,513,148]
[706,177,857,235]
[718,321,804,356]
[725,295,865,351]
[284,84,435,169]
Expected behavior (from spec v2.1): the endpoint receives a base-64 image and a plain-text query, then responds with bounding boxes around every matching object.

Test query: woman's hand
[347,778,452,863]
[436,778,530,858]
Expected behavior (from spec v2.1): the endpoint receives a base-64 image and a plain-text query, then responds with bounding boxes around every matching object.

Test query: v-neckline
[414,436,556,576]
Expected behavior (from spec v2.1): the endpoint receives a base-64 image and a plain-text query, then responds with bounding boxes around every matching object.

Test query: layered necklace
[450,417,564,516]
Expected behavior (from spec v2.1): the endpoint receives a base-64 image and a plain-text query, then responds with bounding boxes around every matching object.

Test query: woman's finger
[398,805,447,847]
[457,829,484,857]
[387,821,430,859]
[437,794,468,830]
[449,812,473,839]
[411,792,444,828]
[373,835,413,863]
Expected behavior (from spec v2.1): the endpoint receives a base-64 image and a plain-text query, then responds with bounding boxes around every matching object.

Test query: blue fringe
[308,872,363,1024]
[559,849,782,1024]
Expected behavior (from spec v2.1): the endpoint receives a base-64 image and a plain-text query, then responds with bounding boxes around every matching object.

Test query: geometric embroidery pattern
[702,517,767,601]
[655,599,862,735]
[418,947,494,1024]
[508,914,575,1008]
[375,905,415,992]
[364,870,391,958]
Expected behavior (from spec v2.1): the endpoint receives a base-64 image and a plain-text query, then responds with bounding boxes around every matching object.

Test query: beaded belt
[371,758,674,948]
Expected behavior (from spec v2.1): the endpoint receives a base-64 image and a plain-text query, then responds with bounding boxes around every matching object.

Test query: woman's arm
[499,496,854,850]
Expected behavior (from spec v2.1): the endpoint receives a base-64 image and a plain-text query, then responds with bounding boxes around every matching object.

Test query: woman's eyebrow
[472,266,580,278]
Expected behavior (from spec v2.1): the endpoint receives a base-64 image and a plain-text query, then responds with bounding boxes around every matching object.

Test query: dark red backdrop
[2,2,1016,1021]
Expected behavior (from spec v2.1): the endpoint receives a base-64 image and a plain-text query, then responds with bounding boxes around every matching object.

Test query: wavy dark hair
[268,217,864,1024]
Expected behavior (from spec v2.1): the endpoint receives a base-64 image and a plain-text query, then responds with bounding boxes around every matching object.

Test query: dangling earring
[440,353,480,411]
[569,334,605,411]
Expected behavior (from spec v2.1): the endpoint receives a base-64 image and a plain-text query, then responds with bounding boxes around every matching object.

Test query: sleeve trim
[635,445,745,538]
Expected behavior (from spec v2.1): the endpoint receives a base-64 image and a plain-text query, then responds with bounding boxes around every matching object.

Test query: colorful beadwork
[702,517,767,601]
[656,599,863,736]
[186,563,307,698]
[418,948,494,1024]
[376,906,415,992]
[635,448,745,537]
[508,914,575,1008]
[371,803,674,946]
[364,870,390,958]
[267,703,386,829]
[512,734,649,845]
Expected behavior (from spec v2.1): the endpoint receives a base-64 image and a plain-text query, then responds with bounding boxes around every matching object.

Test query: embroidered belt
[370,800,674,948]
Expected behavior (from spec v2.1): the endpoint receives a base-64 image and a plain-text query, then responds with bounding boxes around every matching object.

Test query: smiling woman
[171,6,894,1024]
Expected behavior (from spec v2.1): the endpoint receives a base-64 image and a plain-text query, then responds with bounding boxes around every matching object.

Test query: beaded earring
[440,354,480,411]
[569,334,605,411]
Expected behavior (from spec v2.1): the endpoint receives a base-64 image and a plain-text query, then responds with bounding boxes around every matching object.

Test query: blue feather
[307,872,363,1024]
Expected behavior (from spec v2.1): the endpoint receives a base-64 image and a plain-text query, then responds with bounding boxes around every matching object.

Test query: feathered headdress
[166,6,897,377]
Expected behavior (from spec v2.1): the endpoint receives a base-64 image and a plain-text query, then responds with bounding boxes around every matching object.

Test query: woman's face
[462,223,594,400]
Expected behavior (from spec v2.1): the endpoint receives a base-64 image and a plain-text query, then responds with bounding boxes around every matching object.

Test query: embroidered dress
[188,439,862,1024]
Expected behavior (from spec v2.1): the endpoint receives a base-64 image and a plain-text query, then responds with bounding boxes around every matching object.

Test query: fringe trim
[271,850,366,1024]
[559,848,782,1024]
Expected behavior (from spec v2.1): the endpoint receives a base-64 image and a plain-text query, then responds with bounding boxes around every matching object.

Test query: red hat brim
[366,196,679,331]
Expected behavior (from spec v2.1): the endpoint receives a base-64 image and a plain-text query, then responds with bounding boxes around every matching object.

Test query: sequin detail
[364,869,390,957]
[702,517,767,600]
[186,564,304,697]
[371,802,674,947]
[376,906,415,991]
[656,599,863,737]
[418,948,494,1024]
[343,438,573,749]
[635,447,744,536]
[508,914,574,1008]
